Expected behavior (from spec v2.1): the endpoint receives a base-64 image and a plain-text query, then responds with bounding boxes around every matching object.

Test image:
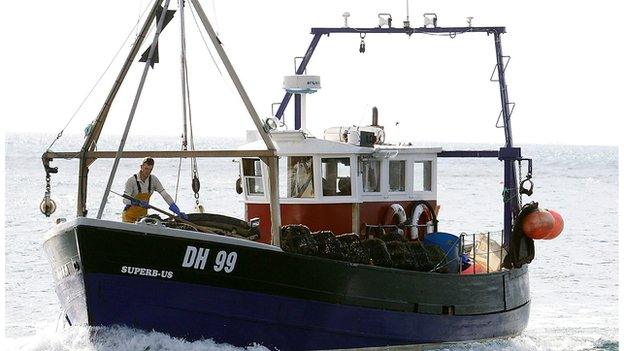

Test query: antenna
[404,0,410,28]
[342,12,350,28]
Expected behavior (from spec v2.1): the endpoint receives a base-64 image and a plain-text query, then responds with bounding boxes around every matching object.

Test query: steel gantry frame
[42,0,282,244]
[273,26,520,248]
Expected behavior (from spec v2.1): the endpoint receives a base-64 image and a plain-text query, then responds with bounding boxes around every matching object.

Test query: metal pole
[301,93,307,130]
[494,33,513,147]
[264,156,282,246]
[294,94,301,130]
[494,32,519,248]
[97,0,173,219]
[179,0,189,150]
[487,232,490,273]
[500,230,504,269]
[188,0,276,152]
[472,234,476,274]
[458,234,464,274]
[190,0,282,245]
[275,33,322,120]
[76,0,164,216]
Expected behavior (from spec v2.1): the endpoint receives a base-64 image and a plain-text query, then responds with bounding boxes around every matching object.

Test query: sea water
[4,133,618,350]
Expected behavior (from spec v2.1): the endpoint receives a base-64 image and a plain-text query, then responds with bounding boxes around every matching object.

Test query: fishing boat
[40,1,564,350]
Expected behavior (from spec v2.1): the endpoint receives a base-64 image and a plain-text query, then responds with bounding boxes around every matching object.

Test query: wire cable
[188,2,223,76]
[45,0,156,151]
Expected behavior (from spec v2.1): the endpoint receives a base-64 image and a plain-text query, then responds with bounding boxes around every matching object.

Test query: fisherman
[122,157,188,223]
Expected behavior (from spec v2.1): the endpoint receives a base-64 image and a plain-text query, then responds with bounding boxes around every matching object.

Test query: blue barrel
[424,232,461,273]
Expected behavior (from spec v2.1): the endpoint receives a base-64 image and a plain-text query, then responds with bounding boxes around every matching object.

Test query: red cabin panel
[247,203,353,243]
[247,200,437,244]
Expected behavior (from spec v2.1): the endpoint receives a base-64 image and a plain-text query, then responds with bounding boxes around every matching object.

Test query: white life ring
[383,204,407,225]
[410,201,437,240]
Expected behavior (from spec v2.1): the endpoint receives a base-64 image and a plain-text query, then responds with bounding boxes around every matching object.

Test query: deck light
[342,12,350,28]
[423,13,438,28]
[378,13,392,28]
[467,16,474,27]
[404,0,411,28]
[264,117,278,132]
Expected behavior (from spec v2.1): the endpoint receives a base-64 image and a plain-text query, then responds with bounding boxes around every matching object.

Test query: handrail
[43,149,276,160]
[459,230,506,274]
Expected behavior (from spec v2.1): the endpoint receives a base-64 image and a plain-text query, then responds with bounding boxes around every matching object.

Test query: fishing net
[362,238,393,267]
[379,227,407,242]
[337,233,371,264]
[312,231,345,260]
[280,225,318,255]
[424,245,448,273]
[278,225,449,273]
[385,241,415,269]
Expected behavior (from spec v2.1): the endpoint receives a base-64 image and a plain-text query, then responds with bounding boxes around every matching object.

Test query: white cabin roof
[240,130,442,157]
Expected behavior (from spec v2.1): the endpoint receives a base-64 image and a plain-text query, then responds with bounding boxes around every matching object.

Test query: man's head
[139,157,154,179]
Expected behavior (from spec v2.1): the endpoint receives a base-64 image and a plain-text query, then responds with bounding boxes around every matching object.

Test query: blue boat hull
[86,272,529,350]
[44,218,531,350]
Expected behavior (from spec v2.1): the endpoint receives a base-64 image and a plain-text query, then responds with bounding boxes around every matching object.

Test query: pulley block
[40,197,57,217]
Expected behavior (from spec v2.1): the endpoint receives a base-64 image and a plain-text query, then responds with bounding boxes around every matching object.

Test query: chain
[41,172,57,217]
[45,174,52,199]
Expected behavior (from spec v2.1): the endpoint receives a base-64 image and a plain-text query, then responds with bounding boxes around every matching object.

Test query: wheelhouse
[239,130,440,243]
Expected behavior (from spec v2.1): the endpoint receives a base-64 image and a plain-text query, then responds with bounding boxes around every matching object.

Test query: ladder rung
[495,102,516,128]
[490,56,511,82]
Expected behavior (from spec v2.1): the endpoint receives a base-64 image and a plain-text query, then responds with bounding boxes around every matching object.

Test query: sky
[1,0,623,147]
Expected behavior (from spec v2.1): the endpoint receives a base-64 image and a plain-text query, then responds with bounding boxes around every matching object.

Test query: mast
[76,0,165,216]
[188,0,282,244]
[179,0,189,151]
[97,0,173,219]
[187,0,276,151]
[493,32,520,249]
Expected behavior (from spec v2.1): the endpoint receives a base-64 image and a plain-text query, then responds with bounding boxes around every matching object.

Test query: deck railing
[364,224,508,274]
[459,231,507,274]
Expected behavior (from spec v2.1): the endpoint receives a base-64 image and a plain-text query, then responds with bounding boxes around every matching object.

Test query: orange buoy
[544,209,564,240]
[522,208,554,240]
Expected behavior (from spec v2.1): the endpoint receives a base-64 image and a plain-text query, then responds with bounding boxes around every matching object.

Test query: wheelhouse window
[287,156,315,198]
[389,160,406,192]
[278,158,288,198]
[242,158,264,195]
[362,159,380,193]
[413,161,432,191]
[322,157,351,196]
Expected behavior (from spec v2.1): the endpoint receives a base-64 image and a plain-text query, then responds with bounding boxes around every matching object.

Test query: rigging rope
[174,0,202,207]
[45,0,156,151]
[185,56,202,205]
[174,144,184,202]
[188,3,223,76]
[211,0,220,37]
[175,0,189,202]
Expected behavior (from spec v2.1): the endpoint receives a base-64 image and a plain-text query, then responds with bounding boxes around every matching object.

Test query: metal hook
[519,178,534,196]
[359,33,366,53]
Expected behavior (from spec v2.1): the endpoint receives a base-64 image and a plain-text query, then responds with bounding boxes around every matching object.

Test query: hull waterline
[44,218,530,350]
